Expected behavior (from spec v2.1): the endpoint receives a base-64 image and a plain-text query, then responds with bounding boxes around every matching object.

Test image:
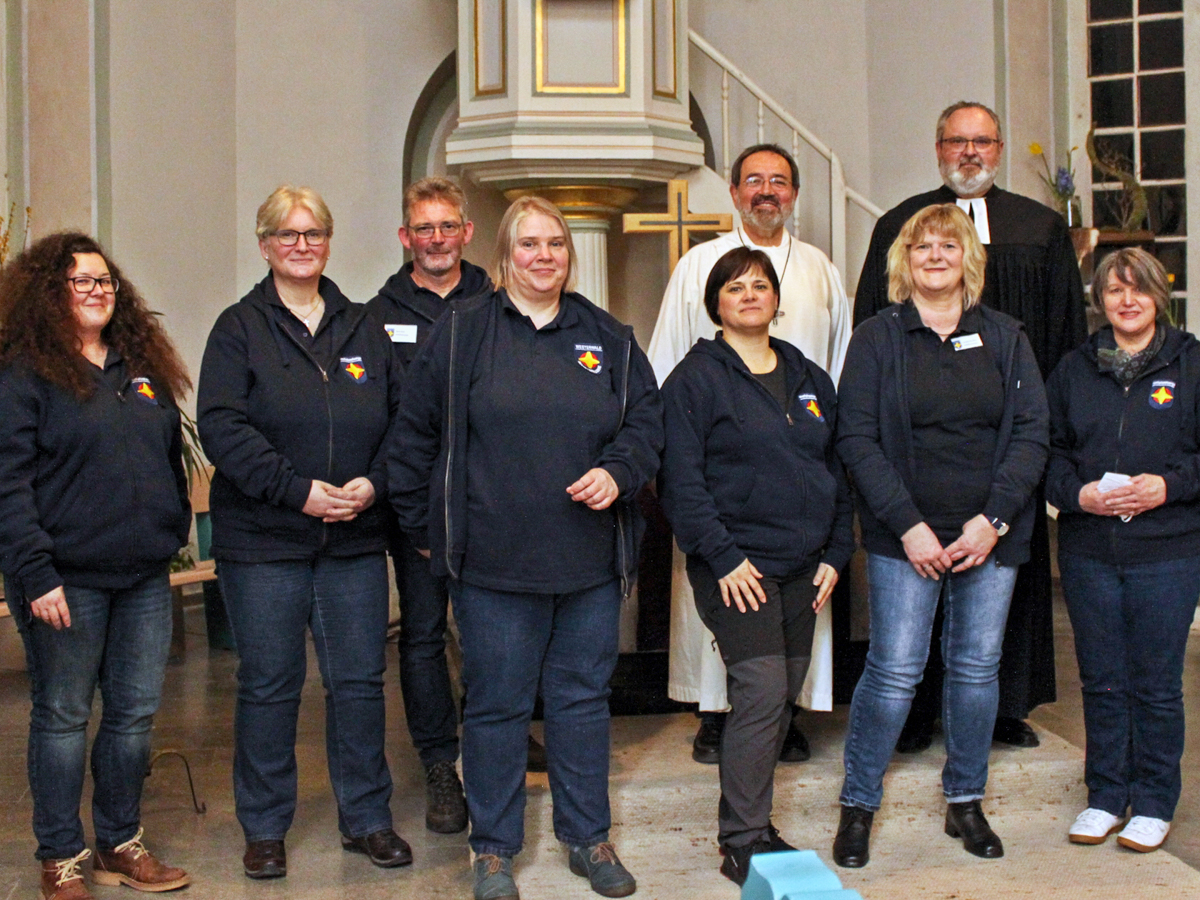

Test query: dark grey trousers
[687,558,818,847]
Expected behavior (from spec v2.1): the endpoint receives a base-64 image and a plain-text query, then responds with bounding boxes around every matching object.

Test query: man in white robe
[648,143,851,762]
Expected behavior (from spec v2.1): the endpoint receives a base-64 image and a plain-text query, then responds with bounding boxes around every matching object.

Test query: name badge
[951,333,983,351]
[385,324,418,343]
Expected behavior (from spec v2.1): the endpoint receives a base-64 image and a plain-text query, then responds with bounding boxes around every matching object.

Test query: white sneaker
[1117,816,1170,852]
[1068,808,1122,844]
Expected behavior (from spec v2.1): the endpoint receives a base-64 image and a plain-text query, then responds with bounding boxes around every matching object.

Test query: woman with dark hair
[390,195,662,900]
[833,204,1048,867]
[658,246,852,885]
[0,232,193,899]
[1047,248,1200,853]
[198,185,406,878]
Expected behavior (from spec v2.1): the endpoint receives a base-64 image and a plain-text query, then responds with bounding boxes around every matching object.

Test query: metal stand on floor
[147,749,207,814]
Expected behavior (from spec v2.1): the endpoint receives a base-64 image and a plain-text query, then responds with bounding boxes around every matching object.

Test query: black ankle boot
[832,806,873,868]
[945,800,1004,858]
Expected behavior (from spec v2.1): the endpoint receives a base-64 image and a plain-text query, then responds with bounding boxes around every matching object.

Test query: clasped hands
[303,476,376,522]
[1078,474,1166,519]
[902,514,998,580]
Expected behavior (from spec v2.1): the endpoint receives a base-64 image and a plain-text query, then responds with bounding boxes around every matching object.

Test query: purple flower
[1055,167,1074,195]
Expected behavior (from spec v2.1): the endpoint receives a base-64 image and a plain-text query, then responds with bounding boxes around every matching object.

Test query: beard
[413,245,460,278]
[939,155,999,197]
[737,194,793,234]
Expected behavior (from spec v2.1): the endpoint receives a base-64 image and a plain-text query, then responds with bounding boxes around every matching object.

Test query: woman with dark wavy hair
[0,232,193,899]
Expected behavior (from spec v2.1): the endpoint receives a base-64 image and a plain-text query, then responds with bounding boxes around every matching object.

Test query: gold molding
[473,0,507,97]
[535,0,627,95]
[652,0,677,99]
[503,185,639,217]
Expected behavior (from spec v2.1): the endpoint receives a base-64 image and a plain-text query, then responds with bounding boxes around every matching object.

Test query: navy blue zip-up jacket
[388,288,663,598]
[1046,324,1200,564]
[0,356,190,607]
[659,336,854,581]
[365,260,491,369]
[197,274,400,562]
[837,303,1049,566]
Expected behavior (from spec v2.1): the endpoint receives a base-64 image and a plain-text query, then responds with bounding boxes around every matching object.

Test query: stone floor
[1,585,1199,899]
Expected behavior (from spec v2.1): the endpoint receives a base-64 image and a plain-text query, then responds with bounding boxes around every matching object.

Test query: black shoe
[718,836,772,886]
[945,800,1004,858]
[766,822,796,852]
[895,719,934,754]
[425,760,469,833]
[992,716,1040,748]
[341,828,413,868]
[778,720,811,762]
[692,714,724,764]
[832,806,873,868]
[527,735,548,773]
[243,840,286,879]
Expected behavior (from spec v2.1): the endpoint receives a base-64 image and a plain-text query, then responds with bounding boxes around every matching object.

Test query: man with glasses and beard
[648,143,851,766]
[854,101,1087,752]
[367,177,490,837]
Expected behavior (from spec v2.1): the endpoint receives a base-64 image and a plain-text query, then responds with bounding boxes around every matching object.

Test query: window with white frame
[1087,0,1186,319]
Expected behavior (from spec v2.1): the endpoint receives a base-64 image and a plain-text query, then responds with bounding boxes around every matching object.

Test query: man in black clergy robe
[853,101,1087,749]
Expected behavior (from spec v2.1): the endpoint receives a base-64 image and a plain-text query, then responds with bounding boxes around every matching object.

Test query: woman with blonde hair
[832,204,1048,867]
[198,185,405,878]
[390,195,662,900]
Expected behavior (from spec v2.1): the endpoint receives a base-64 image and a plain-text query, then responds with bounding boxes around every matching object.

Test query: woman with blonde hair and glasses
[832,204,1048,867]
[390,195,662,900]
[199,185,405,879]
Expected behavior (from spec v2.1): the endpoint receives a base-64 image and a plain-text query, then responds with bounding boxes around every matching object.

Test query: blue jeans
[219,553,393,841]
[10,574,172,859]
[450,578,621,857]
[389,529,459,768]
[1059,552,1200,821]
[841,554,1017,810]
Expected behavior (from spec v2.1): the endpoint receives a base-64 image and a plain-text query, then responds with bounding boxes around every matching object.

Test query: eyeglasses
[272,229,329,246]
[742,175,793,190]
[938,137,1000,150]
[68,275,119,294]
[408,222,463,239]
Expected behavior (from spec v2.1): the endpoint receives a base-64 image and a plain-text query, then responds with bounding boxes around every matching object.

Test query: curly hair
[0,232,191,402]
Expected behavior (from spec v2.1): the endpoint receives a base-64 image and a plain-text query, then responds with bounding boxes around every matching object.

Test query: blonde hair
[886,204,987,309]
[255,184,334,240]
[492,195,577,294]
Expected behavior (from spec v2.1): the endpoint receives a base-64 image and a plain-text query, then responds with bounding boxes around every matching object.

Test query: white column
[567,217,611,310]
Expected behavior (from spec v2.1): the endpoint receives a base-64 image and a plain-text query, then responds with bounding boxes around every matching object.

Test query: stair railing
[689,29,883,279]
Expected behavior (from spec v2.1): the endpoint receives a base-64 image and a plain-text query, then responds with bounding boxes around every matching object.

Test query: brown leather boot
[92,828,190,892]
[40,850,94,900]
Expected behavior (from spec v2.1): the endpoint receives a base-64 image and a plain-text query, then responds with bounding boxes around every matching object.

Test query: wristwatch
[988,516,1010,537]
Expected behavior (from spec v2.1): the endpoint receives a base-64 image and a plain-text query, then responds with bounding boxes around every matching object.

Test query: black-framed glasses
[272,229,329,246]
[68,275,119,294]
[938,137,1000,150]
[408,221,463,239]
[742,175,792,190]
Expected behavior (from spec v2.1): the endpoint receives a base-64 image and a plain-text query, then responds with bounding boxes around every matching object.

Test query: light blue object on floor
[741,849,865,900]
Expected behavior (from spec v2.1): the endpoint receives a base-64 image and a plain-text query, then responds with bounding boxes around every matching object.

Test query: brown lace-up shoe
[93,828,191,892]
[40,850,94,900]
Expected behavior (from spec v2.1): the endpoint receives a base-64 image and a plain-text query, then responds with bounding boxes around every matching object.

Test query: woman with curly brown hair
[0,232,193,899]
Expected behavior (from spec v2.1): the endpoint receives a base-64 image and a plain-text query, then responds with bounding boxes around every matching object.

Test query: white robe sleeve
[824,256,852,384]
[647,244,715,386]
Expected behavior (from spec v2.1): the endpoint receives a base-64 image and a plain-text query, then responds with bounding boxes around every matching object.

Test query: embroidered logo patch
[575,343,604,373]
[131,377,158,405]
[341,357,367,383]
[1149,380,1175,409]
[798,393,823,421]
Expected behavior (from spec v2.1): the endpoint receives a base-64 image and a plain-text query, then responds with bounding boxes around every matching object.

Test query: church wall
[864,0,999,212]
[107,0,237,395]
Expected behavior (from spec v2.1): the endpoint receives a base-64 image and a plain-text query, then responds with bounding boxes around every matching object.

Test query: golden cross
[623,179,733,273]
